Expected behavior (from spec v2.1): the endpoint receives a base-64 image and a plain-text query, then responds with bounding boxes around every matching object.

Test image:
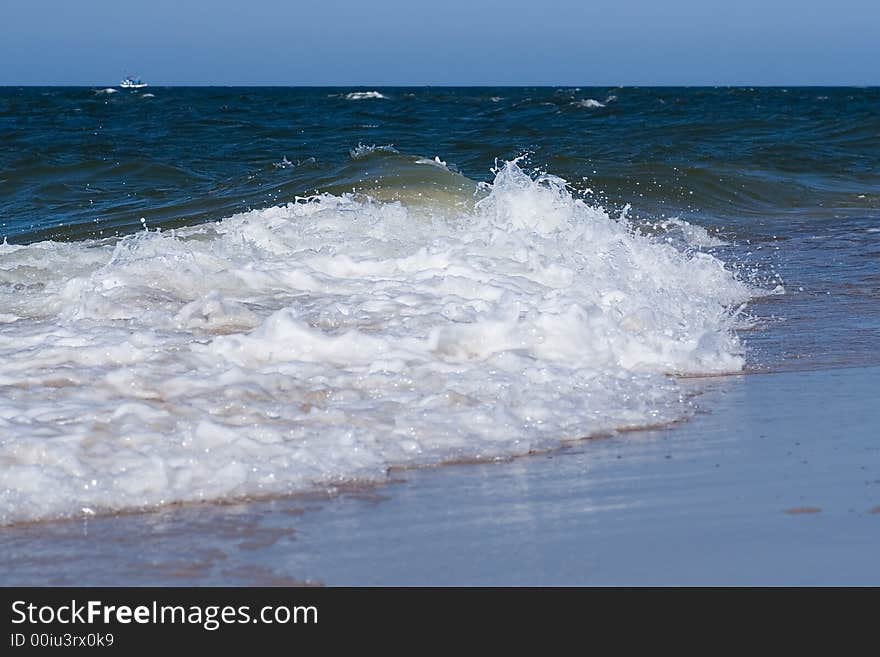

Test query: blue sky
[2,0,877,85]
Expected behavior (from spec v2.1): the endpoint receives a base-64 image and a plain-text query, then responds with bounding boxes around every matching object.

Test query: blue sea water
[0,86,878,525]
[2,87,878,242]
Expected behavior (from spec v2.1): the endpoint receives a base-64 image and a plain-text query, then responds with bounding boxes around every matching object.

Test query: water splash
[0,158,756,525]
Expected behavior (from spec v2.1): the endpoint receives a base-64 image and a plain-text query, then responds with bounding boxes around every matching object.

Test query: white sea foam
[345,91,387,100]
[95,88,118,95]
[0,160,755,524]
[572,99,605,109]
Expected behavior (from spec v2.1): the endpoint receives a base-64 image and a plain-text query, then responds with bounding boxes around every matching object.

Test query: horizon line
[1,83,878,88]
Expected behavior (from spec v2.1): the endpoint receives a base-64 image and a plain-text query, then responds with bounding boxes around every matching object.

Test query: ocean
[1,86,878,529]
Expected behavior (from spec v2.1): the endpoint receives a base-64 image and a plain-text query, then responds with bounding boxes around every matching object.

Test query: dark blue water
[2,87,878,242]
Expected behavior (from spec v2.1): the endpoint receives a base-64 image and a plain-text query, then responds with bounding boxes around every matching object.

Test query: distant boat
[120,76,148,89]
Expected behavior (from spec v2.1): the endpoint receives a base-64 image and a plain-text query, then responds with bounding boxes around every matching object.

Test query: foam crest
[572,99,605,108]
[345,91,387,100]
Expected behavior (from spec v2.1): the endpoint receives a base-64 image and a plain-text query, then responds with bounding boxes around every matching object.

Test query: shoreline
[0,360,866,533]
[2,363,877,585]
[0,378,709,531]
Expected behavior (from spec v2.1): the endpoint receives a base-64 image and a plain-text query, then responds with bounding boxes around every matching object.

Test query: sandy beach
[2,363,877,586]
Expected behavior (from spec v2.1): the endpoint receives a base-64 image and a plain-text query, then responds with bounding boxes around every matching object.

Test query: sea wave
[571,99,605,109]
[345,91,387,100]
[0,158,755,524]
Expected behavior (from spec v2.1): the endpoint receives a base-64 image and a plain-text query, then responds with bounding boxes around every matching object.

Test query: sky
[1,0,877,85]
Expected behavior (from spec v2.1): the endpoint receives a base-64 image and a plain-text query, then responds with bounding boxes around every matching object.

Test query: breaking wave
[0,157,756,524]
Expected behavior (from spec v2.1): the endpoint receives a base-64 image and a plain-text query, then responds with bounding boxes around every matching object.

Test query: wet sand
[1,364,878,585]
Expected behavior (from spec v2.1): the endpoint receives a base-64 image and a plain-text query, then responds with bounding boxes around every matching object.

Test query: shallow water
[3,366,877,585]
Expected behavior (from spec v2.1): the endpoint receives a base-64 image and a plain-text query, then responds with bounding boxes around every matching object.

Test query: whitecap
[571,99,605,109]
[345,91,387,100]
